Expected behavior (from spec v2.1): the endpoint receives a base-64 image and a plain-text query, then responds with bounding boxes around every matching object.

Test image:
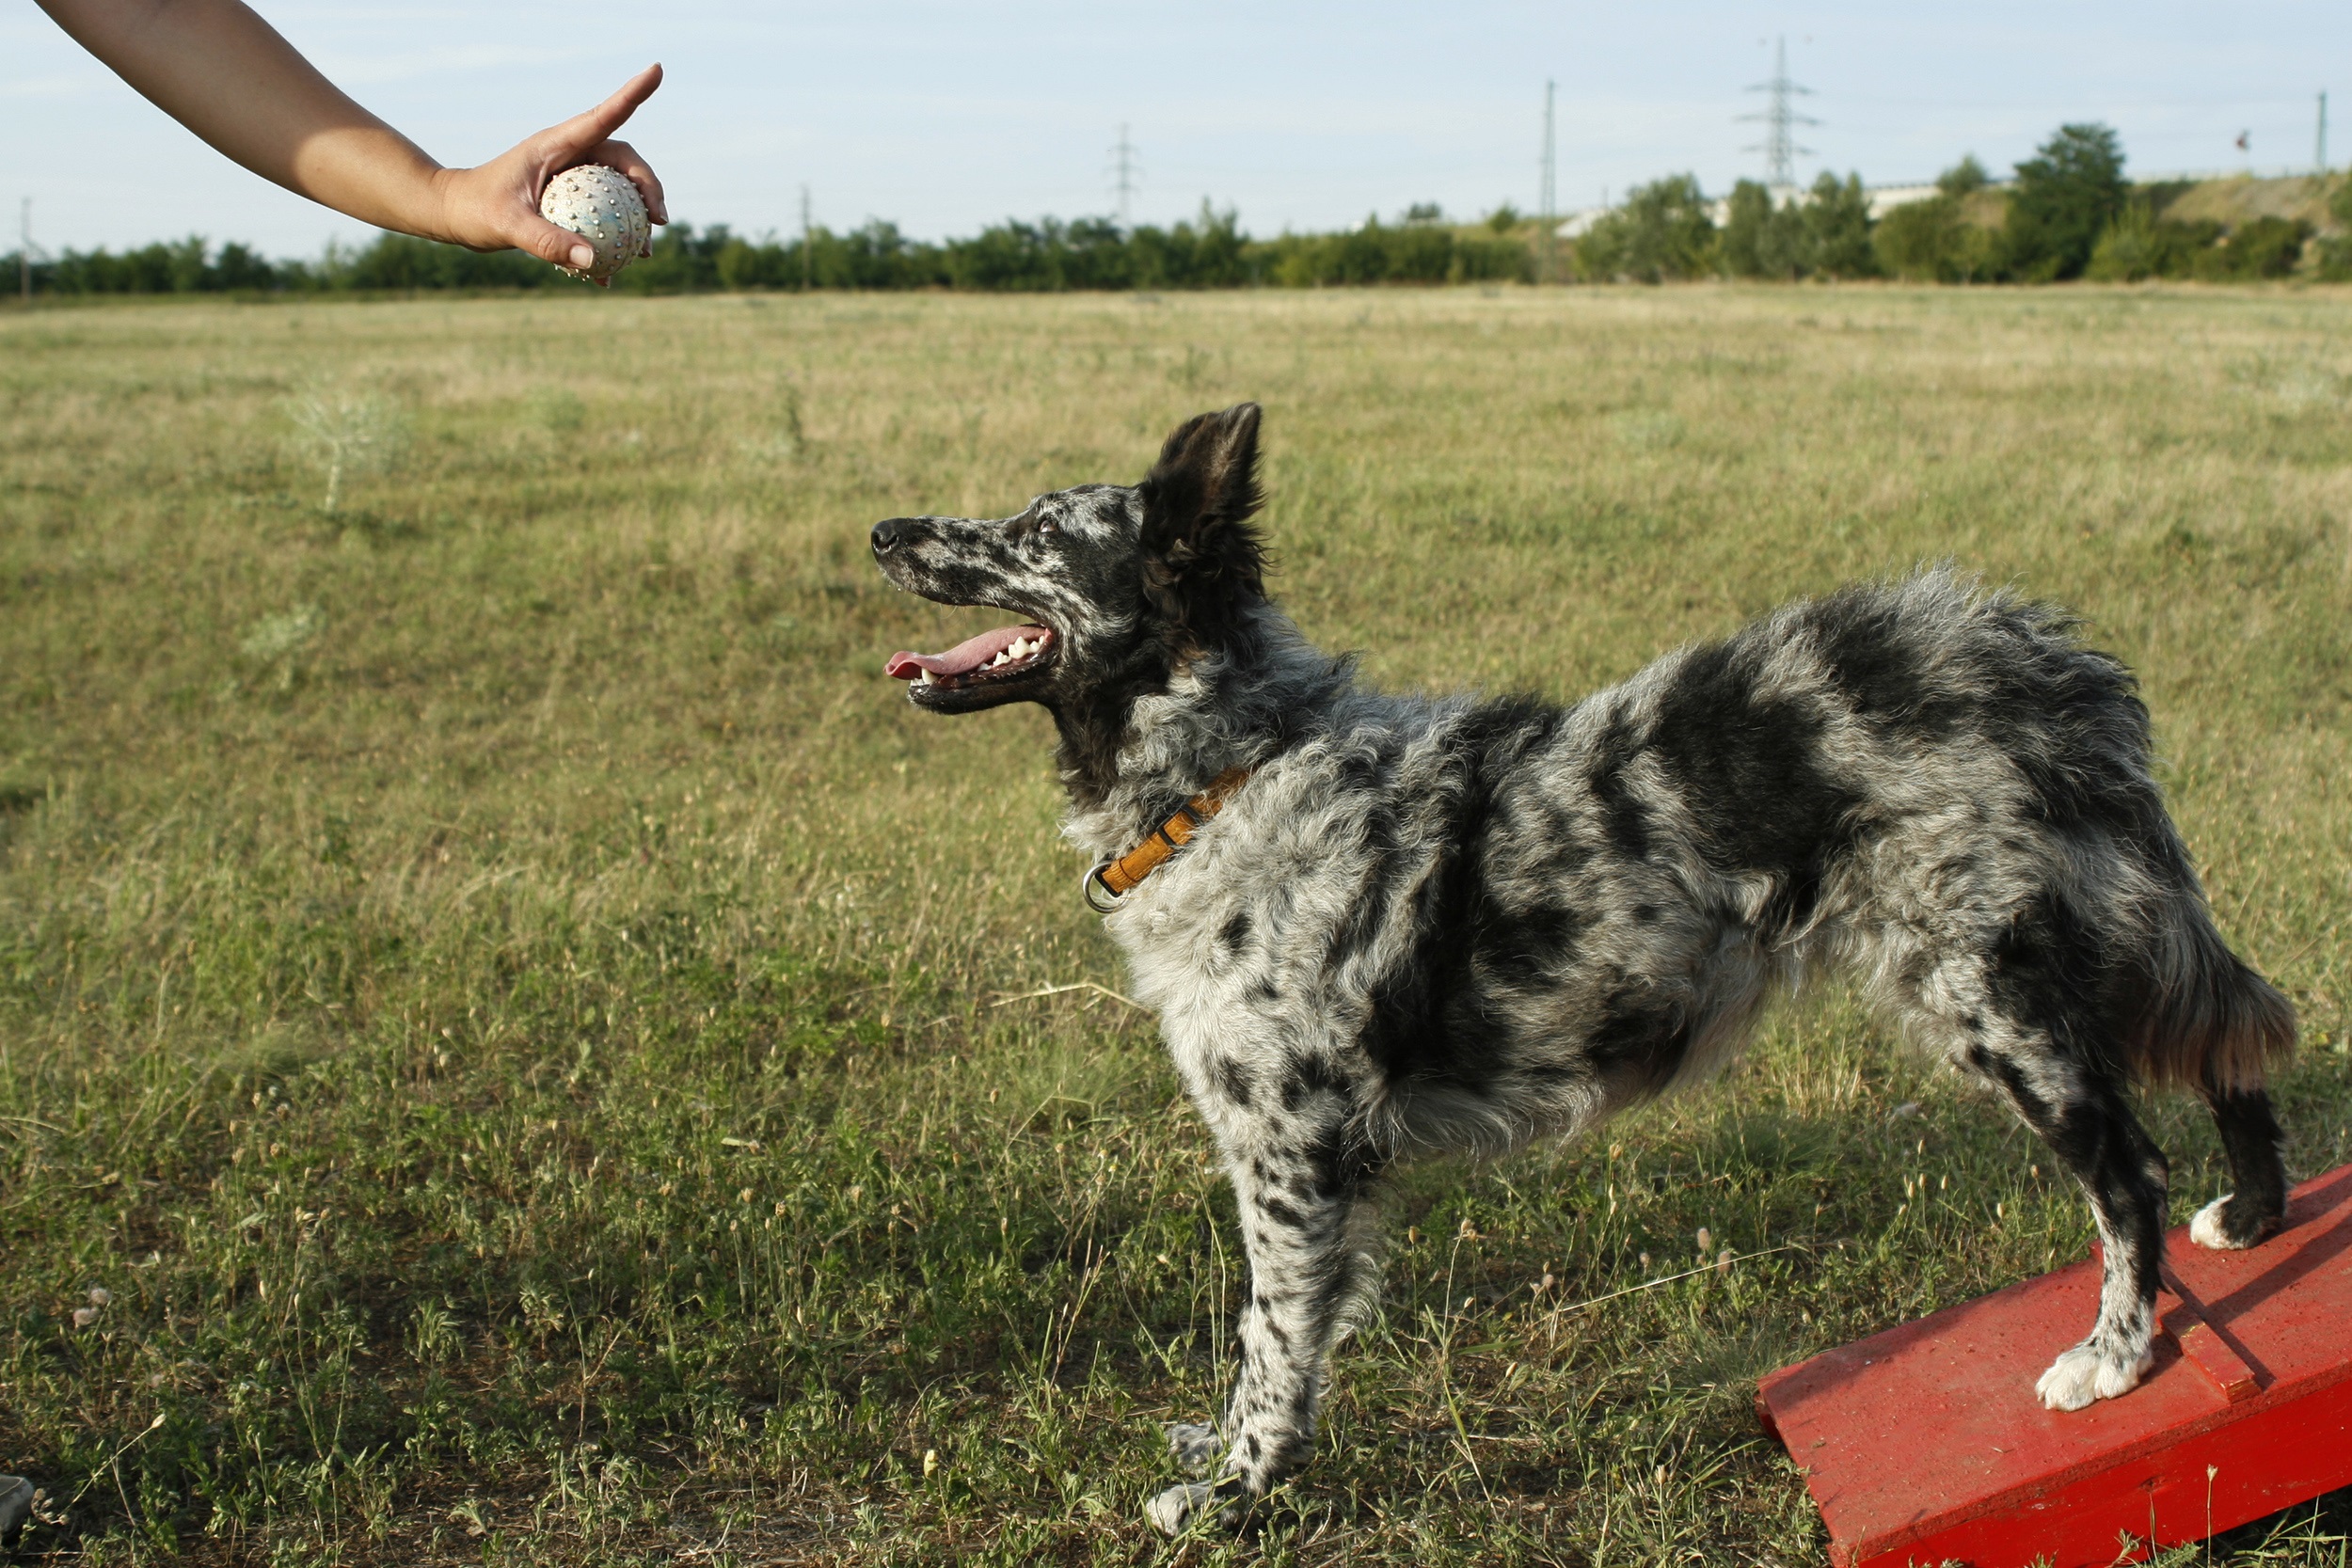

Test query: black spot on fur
[1584,705,1653,861]
[1802,585,1962,740]
[1482,899,1588,986]
[1964,1041,2047,1120]
[1586,974,1693,1095]
[1299,1121,1382,1201]
[1221,910,1253,952]
[1989,892,2133,1073]
[1647,639,1865,937]
[1354,699,1573,1094]
[1964,602,2155,837]
[1279,1052,1348,1113]
[1217,1058,1255,1108]
[1258,1196,1310,1230]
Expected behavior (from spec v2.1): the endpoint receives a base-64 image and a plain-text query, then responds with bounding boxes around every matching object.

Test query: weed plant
[1,287,2348,1564]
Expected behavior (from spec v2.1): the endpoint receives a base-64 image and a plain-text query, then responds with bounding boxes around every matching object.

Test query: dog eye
[1033,517,1058,538]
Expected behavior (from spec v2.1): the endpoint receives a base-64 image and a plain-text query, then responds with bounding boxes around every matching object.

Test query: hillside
[2151,173,2345,234]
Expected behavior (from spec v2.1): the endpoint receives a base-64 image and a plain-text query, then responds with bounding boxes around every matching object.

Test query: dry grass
[0,283,2348,1565]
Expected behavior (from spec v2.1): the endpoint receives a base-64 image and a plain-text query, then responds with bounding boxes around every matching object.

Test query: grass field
[2,283,2349,1566]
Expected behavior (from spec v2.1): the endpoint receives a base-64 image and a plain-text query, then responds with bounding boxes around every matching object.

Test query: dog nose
[872,518,909,556]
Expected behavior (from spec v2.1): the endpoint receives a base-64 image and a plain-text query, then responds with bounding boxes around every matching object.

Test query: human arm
[35,0,667,269]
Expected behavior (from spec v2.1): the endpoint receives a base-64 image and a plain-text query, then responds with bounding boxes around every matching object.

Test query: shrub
[2164,219,2231,278]
[2005,123,2127,281]
[1251,214,1527,287]
[2085,205,2167,281]
[1446,233,1534,283]
[1937,155,1990,198]
[1875,198,1963,280]
[1129,207,1250,288]
[1576,175,1714,283]
[2318,178,2352,279]
[1872,158,2002,282]
[1718,180,1794,278]
[1803,172,1879,278]
[1718,174,1876,280]
[2222,215,2312,279]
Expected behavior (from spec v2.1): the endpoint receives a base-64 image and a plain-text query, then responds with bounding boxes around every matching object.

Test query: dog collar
[1083,767,1251,914]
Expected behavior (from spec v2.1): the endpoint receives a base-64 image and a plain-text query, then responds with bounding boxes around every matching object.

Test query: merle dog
[869,404,2296,1533]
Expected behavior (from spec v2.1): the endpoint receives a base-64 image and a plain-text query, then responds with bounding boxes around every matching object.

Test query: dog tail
[2128,893,2296,1094]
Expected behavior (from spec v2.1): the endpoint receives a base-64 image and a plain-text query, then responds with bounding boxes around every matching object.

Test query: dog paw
[1166,1421,1221,1476]
[2189,1193,2278,1251]
[2035,1338,2153,1411]
[1146,1481,1218,1536]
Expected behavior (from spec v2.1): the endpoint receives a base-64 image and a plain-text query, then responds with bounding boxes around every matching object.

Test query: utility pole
[1538,80,1557,284]
[1740,36,1818,194]
[1109,125,1139,227]
[2319,91,2330,175]
[799,184,814,290]
[18,198,28,303]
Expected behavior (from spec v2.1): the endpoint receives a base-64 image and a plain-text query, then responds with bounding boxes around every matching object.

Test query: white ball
[539,166,651,283]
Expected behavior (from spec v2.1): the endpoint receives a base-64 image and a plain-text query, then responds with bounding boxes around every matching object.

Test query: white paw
[2190,1195,2248,1250]
[2036,1338,2153,1411]
[1167,1421,1221,1475]
[1146,1481,1216,1535]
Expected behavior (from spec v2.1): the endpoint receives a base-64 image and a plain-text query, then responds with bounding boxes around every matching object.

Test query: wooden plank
[1757,1164,2352,1568]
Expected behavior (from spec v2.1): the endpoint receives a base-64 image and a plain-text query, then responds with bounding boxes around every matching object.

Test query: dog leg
[1165,1420,1220,1474]
[1964,1046,2169,1411]
[1148,1095,1378,1534]
[2190,1075,2287,1251]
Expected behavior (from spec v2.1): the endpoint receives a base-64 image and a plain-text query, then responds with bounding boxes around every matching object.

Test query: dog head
[871,403,1268,719]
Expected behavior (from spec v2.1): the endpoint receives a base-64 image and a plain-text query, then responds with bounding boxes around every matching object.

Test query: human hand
[430,63,669,281]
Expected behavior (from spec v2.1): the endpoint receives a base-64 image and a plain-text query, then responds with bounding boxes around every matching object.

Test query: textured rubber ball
[539,166,652,283]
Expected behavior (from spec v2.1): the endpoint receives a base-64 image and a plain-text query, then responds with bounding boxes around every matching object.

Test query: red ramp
[1757,1163,2352,1568]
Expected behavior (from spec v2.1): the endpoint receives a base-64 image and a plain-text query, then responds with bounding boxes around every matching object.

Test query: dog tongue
[884,625,1049,680]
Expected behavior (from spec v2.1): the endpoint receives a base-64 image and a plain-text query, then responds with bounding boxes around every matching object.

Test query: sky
[5,2,2345,257]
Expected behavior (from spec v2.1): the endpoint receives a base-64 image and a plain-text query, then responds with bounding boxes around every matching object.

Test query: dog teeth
[916,669,935,686]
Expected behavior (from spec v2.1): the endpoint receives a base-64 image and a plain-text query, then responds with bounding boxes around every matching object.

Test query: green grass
[1,284,2348,1566]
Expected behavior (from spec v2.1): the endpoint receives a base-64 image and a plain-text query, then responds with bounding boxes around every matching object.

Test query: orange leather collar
[1083,767,1251,912]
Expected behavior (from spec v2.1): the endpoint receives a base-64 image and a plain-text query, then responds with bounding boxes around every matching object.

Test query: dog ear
[1137,404,1268,651]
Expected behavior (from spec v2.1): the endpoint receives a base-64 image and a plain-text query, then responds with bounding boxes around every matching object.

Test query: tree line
[8,125,2346,296]
[1581,125,2349,284]
[8,203,1534,296]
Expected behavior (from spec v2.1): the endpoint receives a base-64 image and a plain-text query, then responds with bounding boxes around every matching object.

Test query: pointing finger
[543,63,664,161]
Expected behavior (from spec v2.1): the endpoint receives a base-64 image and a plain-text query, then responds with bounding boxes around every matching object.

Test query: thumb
[512,213,597,272]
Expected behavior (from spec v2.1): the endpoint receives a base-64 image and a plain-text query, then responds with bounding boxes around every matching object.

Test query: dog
[870,404,2296,1534]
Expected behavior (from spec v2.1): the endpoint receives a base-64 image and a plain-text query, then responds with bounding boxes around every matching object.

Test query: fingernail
[570,245,593,267]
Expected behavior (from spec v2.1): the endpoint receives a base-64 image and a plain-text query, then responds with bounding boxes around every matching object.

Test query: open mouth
[883,623,1057,705]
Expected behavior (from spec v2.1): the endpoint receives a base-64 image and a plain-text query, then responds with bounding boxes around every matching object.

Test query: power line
[1739,36,1819,191]
[1108,125,1140,227]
